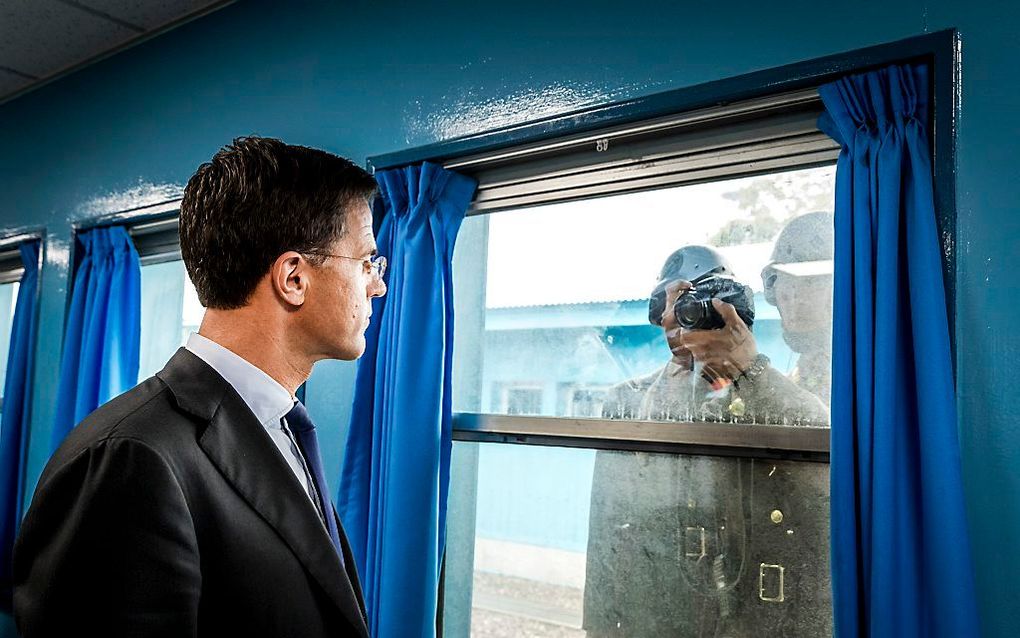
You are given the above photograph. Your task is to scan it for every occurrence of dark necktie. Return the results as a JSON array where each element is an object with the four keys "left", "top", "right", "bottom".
[{"left": 284, "top": 401, "right": 343, "bottom": 564}]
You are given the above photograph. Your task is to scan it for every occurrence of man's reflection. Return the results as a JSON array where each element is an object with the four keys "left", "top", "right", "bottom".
[
  {"left": 583, "top": 242, "right": 832, "bottom": 637},
  {"left": 761, "top": 211, "right": 835, "bottom": 405}
]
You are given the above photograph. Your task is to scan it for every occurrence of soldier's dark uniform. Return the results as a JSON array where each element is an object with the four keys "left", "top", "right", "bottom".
[
  {"left": 790, "top": 351, "right": 831, "bottom": 407},
  {"left": 582, "top": 362, "right": 832, "bottom": 637}
]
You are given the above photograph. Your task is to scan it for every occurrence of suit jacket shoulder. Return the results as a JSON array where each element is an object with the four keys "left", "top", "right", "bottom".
[{"left": 40, "top": 374, "right": 203, "bottom": 484}]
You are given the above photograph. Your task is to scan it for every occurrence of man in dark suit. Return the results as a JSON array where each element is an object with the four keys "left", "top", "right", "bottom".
[{"left": 13, "top": 137, "right": 386, "bottom": 637}]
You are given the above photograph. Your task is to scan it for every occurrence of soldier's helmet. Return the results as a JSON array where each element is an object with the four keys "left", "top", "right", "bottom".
[
  {"left": 648, "top": 245, "right": 734, "bottom": 326},
  {"left": 761, "top": 211, "right": 834, "bottom": 306}
]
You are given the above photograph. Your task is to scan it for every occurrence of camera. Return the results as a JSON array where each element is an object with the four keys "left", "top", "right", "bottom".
[{"left": 674, "top": 275, "right": 755, "bottom": 330}]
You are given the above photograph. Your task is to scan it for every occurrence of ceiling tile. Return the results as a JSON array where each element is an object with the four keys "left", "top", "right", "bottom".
[
  {"left": 1, "top": 0, "right": 140, "bottom": 77},
  {"left": 0, "top": 67, "right": 33, "bottom": 98},
  {"left": 72, "top": 0, "right": 225, "bottom": 31}
]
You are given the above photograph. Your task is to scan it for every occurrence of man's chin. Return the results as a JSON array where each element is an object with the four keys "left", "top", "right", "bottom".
[
  {"left": 344, "top": 347, "right": 367, "bottom": 361},
  {"left": 326, "top": 336, "right": 366, "bottom": 362}
]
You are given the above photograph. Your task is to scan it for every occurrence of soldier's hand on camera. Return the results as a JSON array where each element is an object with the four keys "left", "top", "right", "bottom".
[{"left": 680, "top": 298, "right": 758, "bottom": 381}]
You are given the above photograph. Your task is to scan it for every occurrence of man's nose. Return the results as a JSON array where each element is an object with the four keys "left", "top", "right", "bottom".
[{"left": 370, "top": 278, "right": 387, "bottom": 298}]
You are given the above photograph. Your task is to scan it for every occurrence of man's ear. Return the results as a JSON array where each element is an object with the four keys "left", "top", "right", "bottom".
[{"left": 270, "top": 251, "right": 309, "bottom": 307}]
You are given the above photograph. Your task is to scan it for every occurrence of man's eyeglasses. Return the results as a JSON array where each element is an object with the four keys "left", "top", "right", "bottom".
[{"left": 305, "top": 252, "right": 387, "bottom": 280}]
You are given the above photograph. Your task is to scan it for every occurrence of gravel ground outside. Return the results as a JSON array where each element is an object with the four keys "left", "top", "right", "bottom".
[
  {"left": 471, "top": 609, "right": 587, "bottom": 638},
  {"left": 469, "top": 572, "right": 587, "bottom": 638}
]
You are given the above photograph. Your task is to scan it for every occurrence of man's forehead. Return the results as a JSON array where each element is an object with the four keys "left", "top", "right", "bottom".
[
  {"left": 332, "top": 233, "right": 373, "bottom": 251},
  {"left": 347, "top": 199, "right": 373, "bottom": 220},
  {"left": 325, "top": 223, "right": 375, "bottom": 253},
  {"left": 358, "top": 222, "right": 376, "bottom": 242},
  {"left": 336, "top": 200, "right": 375, "bottom": 236}
]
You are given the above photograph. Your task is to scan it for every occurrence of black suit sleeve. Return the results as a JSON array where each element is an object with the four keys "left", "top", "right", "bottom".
[{"left": 14, "top": 436, "right": 201, "bottom": 637}]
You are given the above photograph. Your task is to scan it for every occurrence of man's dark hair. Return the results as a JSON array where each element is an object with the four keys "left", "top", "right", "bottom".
[{"left": 180, "top": 136, "right": 377, "bottom": 309}]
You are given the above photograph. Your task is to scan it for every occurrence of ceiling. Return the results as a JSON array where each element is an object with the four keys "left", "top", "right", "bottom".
[{"left": 0, "top": 0, "right": 234, "bottom": 105}]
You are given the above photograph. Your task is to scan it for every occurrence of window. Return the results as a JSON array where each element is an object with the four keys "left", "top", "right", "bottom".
[
  {"left": 0, "top": 281, "right": 20, "bottom": 415},
  {"left": 138, "top": 259, "right": 203, "bottom": 381},
  {"left": 471, "top": 167, "right": 834, "bottom": 427},
  {"left": 560, "top": 384, "right": 611, "bottom": 418},
  {"left": 458, "top": 442, "right": 830, "bottom": 637},
  {"left": 0, "top": 242, "right": 28, "bottom": 416},
  {"left": 493, "top": 384, "right": 544, "bottom": 416},
  {"left": 440, "top": 89, "right": 838, "bottom": 637},
  {"left": 126, "top": 213, "right": 203, "bottom": 382}
]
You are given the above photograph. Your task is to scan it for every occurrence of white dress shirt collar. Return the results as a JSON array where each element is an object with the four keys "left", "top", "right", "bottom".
[{"left": 185, "top": 333, "right": 294, "bottom": 427}]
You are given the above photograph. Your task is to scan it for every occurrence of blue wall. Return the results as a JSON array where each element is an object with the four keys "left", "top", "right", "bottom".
[{"left": 1, "top": 0, "right": 1017, "bottom": 634}]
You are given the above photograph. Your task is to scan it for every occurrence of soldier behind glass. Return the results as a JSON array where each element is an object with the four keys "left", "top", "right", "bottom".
[
  {"left": 761, "top": 211, "right": 835, "bottom": 407},
  {"left": 583, "top": 241, "right": 832, "bottom": 637}
]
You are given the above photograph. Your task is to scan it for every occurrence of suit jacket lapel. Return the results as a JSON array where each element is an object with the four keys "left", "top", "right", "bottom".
[{"left": 157, "top": 349, "right": 369, "bottom": 637}]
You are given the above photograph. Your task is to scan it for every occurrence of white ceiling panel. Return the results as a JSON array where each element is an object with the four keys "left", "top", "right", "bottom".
[
  {"left": 0, "top": 0, "right": 138, "bottom": 77},
  {"left": 72, "top": 0, "right": 224, "bottom": 31},
  {"left": 0, "top": 66, "right": 33, "bottom": 95}
]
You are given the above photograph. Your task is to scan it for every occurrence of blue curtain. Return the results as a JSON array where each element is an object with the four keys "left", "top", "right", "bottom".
[
  {"left": 0, "top": 241, "right": 41, "bottom": 610},
  {"left": 338, "top": 163, "right": 476, "bottom": 638},
  {"left": 50, "top": 226, "right": 141, "bottom": 450},
  {"left": 820, "top": 64, "right": 980, "bottom": 637}
]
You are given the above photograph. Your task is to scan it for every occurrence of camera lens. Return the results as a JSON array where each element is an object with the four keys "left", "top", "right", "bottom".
[
  {"left": 669, "top": 275, "right": 754, "bottom": 331},
  {"left": 676, "top": 299, "right": 709, "bottom": 330}
]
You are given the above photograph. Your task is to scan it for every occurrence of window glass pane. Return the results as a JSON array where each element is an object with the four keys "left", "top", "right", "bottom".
[
  {"left": 462, "top": 166, "right": 835, "bottom": 426},
  {"left": 454, "top": 441, "right": 831, "bottom": 637},
  {"left": 0, "top": 281, "right": 21, "bottom": 414},
  {"left": 139, "top": 260, "right": 203, "bottom": 381}
]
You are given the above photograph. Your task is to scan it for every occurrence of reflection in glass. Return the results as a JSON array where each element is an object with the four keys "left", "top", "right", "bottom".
[
  {"left": 472, "top": 166, "right": 835, "bottom": 426},
  {"left": 456, "top": 442, "right": 831, "bottom": 637}
]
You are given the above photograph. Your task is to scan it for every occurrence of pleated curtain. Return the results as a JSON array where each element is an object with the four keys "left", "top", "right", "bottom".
[
  {"left": 820, "top": 63, "right": 980, "bottom": 637},
  {"left": 338, "top": 163, "right": 476, "bottom": 638}
]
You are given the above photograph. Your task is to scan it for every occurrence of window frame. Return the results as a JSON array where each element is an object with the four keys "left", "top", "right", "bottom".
[
  {"left": 73, "top": 199, "right": 183, "bottom": 264},
  {"left": 0, "top": 231, "right": 40, "bottom": 285},
  {"left": 130, "top": 214, "right": 184, "bottom": 265},
  {"left": 453, "top": 414, "right": 830, "bottom": 462},
  {"left": 448, "top": 88, "right": 838, "bottom": 214}
]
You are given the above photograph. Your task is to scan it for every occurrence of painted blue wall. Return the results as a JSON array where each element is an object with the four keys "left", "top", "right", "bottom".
[{"left": 1, "top": 0, "right": 1017, "bottom": 634}]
